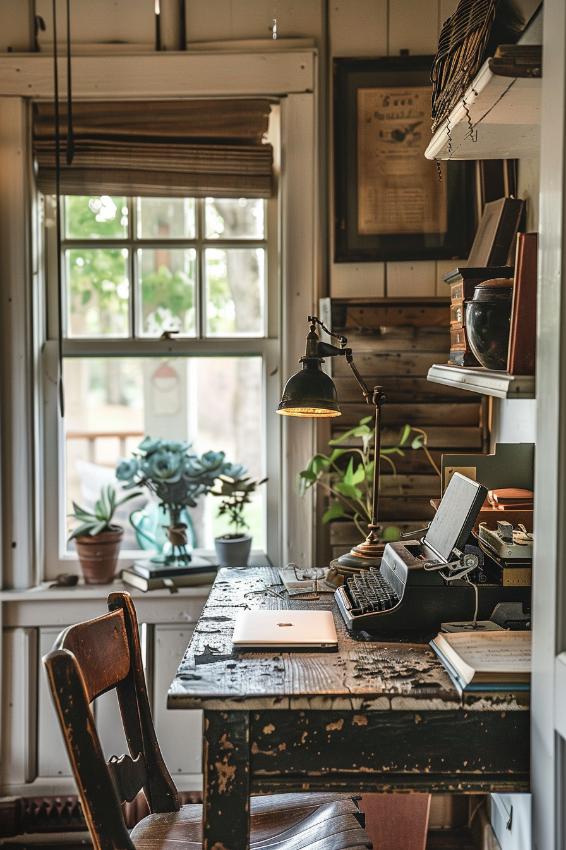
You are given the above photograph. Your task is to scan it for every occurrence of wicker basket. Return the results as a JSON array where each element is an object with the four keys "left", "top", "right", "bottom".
[{"left": 431, "top": 0, "right": 536, "bottom": 134}]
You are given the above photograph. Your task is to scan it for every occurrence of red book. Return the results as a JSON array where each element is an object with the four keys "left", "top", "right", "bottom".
[{"left": 507, "top": 232, "right": 538, "bottom": 375}]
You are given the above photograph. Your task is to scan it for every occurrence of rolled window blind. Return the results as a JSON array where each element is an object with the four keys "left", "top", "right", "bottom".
[{"left": 33, "top": 99, "right": 274, "bottom": 198}]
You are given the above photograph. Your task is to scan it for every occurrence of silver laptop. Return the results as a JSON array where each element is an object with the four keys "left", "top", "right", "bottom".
[{"left": 232, "top": 610, "right": 338, "bottom": 650}]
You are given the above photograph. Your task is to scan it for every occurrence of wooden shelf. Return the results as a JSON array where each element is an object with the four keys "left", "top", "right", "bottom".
[
  {"left": 427, "top": 364, "right": 535, "bottom": 399},
  {"left": 425, "top": 59, "right": 541, "bottom": 161}
]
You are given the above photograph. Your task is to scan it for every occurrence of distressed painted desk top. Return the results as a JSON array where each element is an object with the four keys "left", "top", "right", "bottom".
[{"left": 168, "top": 567, "right": 529, "bottom": 713}]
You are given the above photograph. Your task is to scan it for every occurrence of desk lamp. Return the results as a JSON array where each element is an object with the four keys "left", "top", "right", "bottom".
[{"left": 277, "top": 315, "right": 386, "bottom": 569}]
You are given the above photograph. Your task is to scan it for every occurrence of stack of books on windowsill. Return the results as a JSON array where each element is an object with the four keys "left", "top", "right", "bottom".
[
  {"left": 121, "top": 559, "right": 217, "bottom": 592},
  {"left": 430, "top": 630, "right": 531, "bottom": 694}
]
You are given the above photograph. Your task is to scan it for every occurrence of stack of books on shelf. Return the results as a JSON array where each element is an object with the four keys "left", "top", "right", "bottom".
[
  {"left": 430, "top": 630, "right": 531, "bottom": 694},
  {"left": 121, "top": 560, "right": 217, "bottom": 592}
]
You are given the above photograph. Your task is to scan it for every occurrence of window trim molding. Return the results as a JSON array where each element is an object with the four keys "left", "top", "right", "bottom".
[
  {"left": 0, "top": 97, "right": 39, "bottom": 590},
  {"left": 0, "top": 51, "right": 319, "bottom": 586},
  {"left": 0, "top": 51, "right": 315, "bottom": 100}
]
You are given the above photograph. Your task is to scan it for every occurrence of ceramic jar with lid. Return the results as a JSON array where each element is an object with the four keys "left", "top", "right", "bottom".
[{"left": 465, "top": 277, "right": 514, "bottom": 370}]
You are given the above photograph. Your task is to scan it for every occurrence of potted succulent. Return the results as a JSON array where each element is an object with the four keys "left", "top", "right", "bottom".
[
  {"left": 68, "top": 484, "right": 140, "bottom": 584},
  {"left": 213, "top": 473, "right": 267, "bottom": 567}
]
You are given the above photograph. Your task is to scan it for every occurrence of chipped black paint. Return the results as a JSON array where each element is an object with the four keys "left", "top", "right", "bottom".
[{"left": 169, "top": 568, "right": 530, "bottom": 849}]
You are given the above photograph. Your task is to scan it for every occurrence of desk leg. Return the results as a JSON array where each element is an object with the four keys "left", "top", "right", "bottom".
[{"left": 203, "top": 710, "right": 250, "bottom": 850}]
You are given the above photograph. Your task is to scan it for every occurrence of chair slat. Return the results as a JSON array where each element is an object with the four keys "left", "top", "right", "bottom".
[
  {"left": 108, "top": 752, "right": 148, "bottom": 804},
  {"left": 55, "top": 609, "right": 130, "bottom": 702}
]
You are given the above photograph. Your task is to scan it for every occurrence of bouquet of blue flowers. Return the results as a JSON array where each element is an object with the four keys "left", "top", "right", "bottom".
[
  {"left": 116, "top": 436, "right": 244, "bottom": 507},
  {"left": 116, "top": 437, "right": 245, "bottom": 565}
]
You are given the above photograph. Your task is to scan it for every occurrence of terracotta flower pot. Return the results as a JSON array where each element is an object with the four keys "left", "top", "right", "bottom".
[{"left": 74, "top": 526, "right": 124, "bottom": 585}]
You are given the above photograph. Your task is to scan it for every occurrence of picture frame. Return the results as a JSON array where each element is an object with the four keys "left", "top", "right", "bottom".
[{"left": 334, "top": 56, "right": 475, "bottom": 263}]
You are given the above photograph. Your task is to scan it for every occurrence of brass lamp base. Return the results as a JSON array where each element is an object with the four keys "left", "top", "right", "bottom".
[{"left": 333, "top": 528, "right": 385, "bottom": 570}]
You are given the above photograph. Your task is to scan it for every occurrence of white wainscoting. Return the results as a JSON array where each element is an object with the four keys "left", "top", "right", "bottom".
[{"left": 0, "top": 584, "right": 210, "bottom": 796}]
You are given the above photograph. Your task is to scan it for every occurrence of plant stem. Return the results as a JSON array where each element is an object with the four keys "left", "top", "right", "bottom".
[
  {"left": 353, "top": 512, "right": 367, "bottom": 540},
  {"left": 411, "top": 427, "right": 441, "bottom": 476}
]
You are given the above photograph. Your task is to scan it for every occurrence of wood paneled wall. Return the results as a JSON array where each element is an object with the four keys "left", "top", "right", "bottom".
[{"left": 323, "top": 301, "right": 485, "bottom": 562}]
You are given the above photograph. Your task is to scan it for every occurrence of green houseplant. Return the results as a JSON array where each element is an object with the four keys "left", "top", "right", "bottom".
[
  {"left": 299, "top": 418, "right": 440, "bottom": 544},
  {"left": 68, "top": 485, "right": 141, "bottom": 584},
  {"left": 212, "top": 473, "right": 268, "bottom": 567}
]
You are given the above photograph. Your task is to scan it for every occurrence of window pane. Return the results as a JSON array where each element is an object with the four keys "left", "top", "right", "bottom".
[
  {"left": 137, "top": 198, "right": 196, "bottom": 239},
  {"left": 205, "top": 198, "right": 264, "bottom": 239},
  {"left": 139, "top": 248, "right": 196, "bottom": 336},
  {"left": 64, "top": 356, "right": 265, "bottom": 552},
  {"left": 64, "top": 196, "right": 128, "bottom": 239},
  {"left": 66, "top": 248, "right": 130, "bottom": 337},
  {"left": 205, "top": 248, "right": 265, "bottom": 336}
]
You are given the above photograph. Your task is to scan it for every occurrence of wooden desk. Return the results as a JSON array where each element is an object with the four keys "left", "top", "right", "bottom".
[{"left": 168, "top": 567, "right": 529, "bottom": 850}]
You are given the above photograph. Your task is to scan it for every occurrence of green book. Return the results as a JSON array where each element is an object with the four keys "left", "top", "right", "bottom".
[{"left": 120, "top": 567, "right": 216, "bottom": 593}]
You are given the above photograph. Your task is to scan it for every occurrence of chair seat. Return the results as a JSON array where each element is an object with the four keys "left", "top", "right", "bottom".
[{"left": 130, "top": 792, "right": 372, "bottom": 849}]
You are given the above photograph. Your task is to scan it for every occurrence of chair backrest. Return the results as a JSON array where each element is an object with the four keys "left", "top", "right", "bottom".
[{"left": 43, "top": 591, "right": 179, "bottom": 850}]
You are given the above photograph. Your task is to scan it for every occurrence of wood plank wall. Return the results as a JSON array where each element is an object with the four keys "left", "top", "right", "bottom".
[
  {"left": 323, "top": 0, "right": 467, "bottom": 563},
  {"left": 322, "top": 301, "right": 487, "bottom": 562}
]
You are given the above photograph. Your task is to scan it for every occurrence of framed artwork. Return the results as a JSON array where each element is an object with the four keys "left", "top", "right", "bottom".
[{"left": 334, "top": 56, "right": 475, "bottom": 263}]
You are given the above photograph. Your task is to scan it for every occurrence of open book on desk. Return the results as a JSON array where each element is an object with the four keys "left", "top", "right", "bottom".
[{"left": 430, "top": 630, "right": 531, "bottom": 693}]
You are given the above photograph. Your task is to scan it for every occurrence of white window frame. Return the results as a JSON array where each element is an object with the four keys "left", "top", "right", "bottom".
[
  {"left": 0, "top": 49, "right": 319, "bottom": 588},
  {"left": 44, "top": 197, "right": 281, "bottom": 578},
  {"left": 43, "top": 192, "right": 280, "bottom": 574}
]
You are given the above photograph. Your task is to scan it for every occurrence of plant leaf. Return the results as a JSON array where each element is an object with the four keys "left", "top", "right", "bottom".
[
  {"left": 411, "top": 436, "right": 424, "bottom": 449},
  {"left": 342, "top": 457, "right": 355, "bottom": 486},
  {"left": 68, "top": 521, "right": 97, "bottom": 541},
  {"left": 335, "top": 481, "right": 363, "bottom": 501},
  {"left": 328, "top": 448, "right": 348, "bottom": 464},
  {"left": 329, "top": 424, "right": 371, "bottom": 446},
  {"left": 399, "top": 424, "right": 412, "bottom": 446},
  {"left": 311, "top": 454, "right": 331, "bottom": 474},
  {"left": 115, "top": 490, "right": 142, "bottom": 509},
  {"left": 322, "top": 502, "right": 346, "bottom": 524},
  {"left": 350, "top": 463, "right": 365, "bottom": 486}
]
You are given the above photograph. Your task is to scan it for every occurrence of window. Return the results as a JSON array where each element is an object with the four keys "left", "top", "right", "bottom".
[{"left": 44, "top": 195, "right": 279, "bottom": 570}]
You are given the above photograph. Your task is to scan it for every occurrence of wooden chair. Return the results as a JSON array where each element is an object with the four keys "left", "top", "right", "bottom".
[{"left": 43, "top": 591, "right": 372, "bottom": 850}]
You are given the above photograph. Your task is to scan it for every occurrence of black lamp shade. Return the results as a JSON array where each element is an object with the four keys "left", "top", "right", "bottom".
[{"left": 277, "top": 358, "right": 341, "bottom": 418}]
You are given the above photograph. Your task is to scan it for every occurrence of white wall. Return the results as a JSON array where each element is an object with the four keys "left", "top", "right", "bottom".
[
  {"left": 0, "top": 0, "right": 455, "bottom": 306},
  {"left": 492, "top": 399, "right": 537, "bottom": 443}
]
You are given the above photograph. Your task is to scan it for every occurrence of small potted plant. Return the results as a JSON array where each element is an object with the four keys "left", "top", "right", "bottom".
[
  {"left": 213, "top": 474, "right": 267, "bottom": 567},
  {"left": 68, "top": 485, "right": 140, "bottom": 584}
]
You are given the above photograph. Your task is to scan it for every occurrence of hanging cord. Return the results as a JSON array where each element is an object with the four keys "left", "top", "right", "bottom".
[
  {"left": 52, "top": 0, "right": 65, "bottom": 417},
  {"left": 65, "top": 0, "right": 75, "bottom": 165}
]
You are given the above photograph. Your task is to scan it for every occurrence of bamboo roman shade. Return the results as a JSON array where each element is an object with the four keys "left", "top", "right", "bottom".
[{"left": 33, "top": 99, "right": 274, "bottom": 198}]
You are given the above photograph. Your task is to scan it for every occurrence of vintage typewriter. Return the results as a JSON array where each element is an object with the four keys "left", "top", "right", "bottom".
[{"left": 335, "top": 472, "right": 532, "bottom": 635}]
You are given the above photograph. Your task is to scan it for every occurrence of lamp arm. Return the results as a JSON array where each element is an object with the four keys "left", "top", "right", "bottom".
[
  {"left": 304, "top": 313, "right": 386, "bottom": 537},
  {"left": 345, "top": 351, "right": 372, "bottom": 404},
  {"left": 314, "top": 341, "right": 372, "bottom": 404}
]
